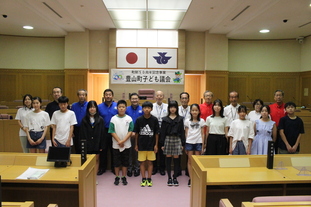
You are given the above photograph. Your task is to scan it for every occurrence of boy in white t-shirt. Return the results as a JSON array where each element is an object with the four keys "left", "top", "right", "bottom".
[
  {"left": 51, "top": 96, "right": 77, "bottom": 147},
  {"left": 109, "top": 100, "right": 134, "bottom": 186}
]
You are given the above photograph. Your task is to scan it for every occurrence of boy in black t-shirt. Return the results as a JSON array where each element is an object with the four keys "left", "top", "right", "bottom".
[
  {"left": 134, "top": 101, "right": 159, "bottom": 187},
  {"left": 278, "top": 102, "right": 304, "bottom": 154}
]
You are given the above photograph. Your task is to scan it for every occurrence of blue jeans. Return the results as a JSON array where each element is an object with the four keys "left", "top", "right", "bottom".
[{"left": 232, "top": 141, "right": 246, "bottom": 155}]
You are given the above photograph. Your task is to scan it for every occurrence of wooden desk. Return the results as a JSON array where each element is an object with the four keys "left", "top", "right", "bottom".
[
  {"left": 2, "top": 201, "right": 34, "bottom": 207},
  {"left": 191, "top": 154, "right": 311, "bottom": 207},
  {"left": 242, "top": 201, "right": 311, "bottom": 207},
  {"left": 0, "top": 153, "right": 96, "bottom": 207}
]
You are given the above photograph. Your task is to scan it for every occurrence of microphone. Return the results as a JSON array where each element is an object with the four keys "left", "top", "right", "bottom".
[{"left": 247, "top": 95, "right": 252, "bottom": 102}]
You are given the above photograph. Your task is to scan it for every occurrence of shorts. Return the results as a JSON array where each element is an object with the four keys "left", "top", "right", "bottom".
[
  {"left": 138, "top": 151, "right": 156, "bottom": 162},
  {"left": 27, "top": 131, "right": 46, "bottom": 149},
  {"left": 185, "top": 143, "right": 202, "bottom": 151},
  {"left": 113, "top": 148, "right": 130, "bottom": 167}
]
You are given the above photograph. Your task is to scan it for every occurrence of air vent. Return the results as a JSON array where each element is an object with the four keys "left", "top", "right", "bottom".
[
  {"left": 298, "top": 21, "right": 311, "bottom": 28},
  {"left": 43, "top": 2, "right": 63, "bottom": 18},
  {"left": 231, "top": 6, "right": 250, "bottom": 21}
]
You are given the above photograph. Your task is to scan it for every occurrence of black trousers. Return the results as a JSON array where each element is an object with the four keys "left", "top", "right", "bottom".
[
  {"left": 99, "top": 128, "right": 114, "bottom": 171},
  {"left": 73, "top": 126, "right": 81, "bottom": 154},
  {"left": 153, "top": 141, "right": 166, "bottom": 171}
]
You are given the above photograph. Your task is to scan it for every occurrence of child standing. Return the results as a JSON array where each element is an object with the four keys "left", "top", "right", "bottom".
[
  {"left": 51, "top": 96, "right": 77, "bottom": 147},
  {"left": 251, "top": 105, "right": 277, "bottom": 155},
  {"left": 184, "top": 103, "right": 206, "bottom": 187},
  {"left": 134, "top": 101, "right": 159, "bottom": 187},
  {"left": 278, "top": 102, "right": 304, "bottom": 154},
  {"left": 24, "top": 97, "right": 50, "bottom": 153},
  {"left": 16, "top": 94, "right": 33, "bottom": 153},
  {"left": 80, "top": 101, "right": 105, "bottom": 176},
  {"left": 205, "top": 99, "right": 230, "bottom": 155},
  {"left": 160, "top": 100, "right": 185, "bottom": 186},
  {"left": 108, "top": 100, "right": 134, "bottom": 186},
  {"left": 228, "top": 105, "right": 254, "bottom": 155}
]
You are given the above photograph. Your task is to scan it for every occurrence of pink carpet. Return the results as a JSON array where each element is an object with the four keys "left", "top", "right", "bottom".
[{"left": 96, "top": 171, "right": 191, "bottom": 207}]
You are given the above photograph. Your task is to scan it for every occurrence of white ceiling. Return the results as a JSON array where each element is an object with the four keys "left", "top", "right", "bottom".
[{"left": 0, "top": 0, "right": 310, "bottom": 39}]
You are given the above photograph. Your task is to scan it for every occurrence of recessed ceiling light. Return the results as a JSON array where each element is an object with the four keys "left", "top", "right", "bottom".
[
  {"left": 23, "top": 26, "right": 34, "bottom": 30},
  {"left": 260, "top": 29, "right": 270, "bottom": 33}
]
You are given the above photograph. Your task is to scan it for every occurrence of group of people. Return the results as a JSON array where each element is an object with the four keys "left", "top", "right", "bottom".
[{"left": 15, "top": 88, "right": 304, "bottom": 187}]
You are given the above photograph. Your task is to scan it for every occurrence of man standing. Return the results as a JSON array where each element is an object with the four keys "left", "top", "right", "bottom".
[
  {"left": 126, "top": 93, "right": 143, "bottom": 177},
  {"left": 97, "top": 89, "right": 118, "bottom": 175},
  {"left": 151, "top": 91, "right": 168, "bottom": 175},
  {"left": 269, "top": 90, "right": 286, "bottom": 153},
  {"left": 179, "top": 92, "right": 191, "bottom": 121},
  {"left": 71, "top": 89, "right": 88, "bottom": 154},
  {"left": 178, "top": 92, "right": 191, "bottom": 176},
  {"left": 199, "top": 91, "right": 213, "bottom": 121},
  {"left": 224, "top": 91, "right": 240, "bottom": 125}
]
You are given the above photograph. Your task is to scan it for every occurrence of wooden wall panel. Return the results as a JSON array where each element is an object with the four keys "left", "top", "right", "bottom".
[
  {"left": 300, "top": 71, "right": 311, "bottom": 107},
  {"left": 228, "top": 76, "right": 247, "bottom": 106},
  {"left": 275, "top": 76, "right": 299, "bottom": 103},
  {"left": 0, "top": 74, "right": 16, "bottom": 101},
  {"left": 90, "top": 73, "right": 109, "bottom": 104},
  {"left": 204, "top": 71, "right": 229, "bottom": 105},
  {"left": 46, "top": 74, "right": 65, "bottom": 100},
  {"left": 184, "top": 74, "right": 201, "bottom": 105},
  {"left": 64, "top": 69, "right": 88, "bottom": 104},
  {"left": 250, "top": 77, "right": 271, "bottom": 102},
  {"left": 20, "top": 75, "right": 43, "bottom": 99}
]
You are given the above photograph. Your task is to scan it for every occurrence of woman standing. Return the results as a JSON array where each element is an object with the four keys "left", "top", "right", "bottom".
[
  {"left": 248, "top": 99, "right": 264, "bottom": 123},
  {"left": 15, "top": 94, "right": 33, "bottom": 153}
]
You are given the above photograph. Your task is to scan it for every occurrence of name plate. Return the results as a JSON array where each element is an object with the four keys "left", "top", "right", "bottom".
[{"left": 219, "top": 158, "right": 250, "bottom": 168}]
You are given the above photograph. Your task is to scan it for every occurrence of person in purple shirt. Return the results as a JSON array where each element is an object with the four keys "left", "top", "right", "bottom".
[
  {"left": 97, "top": 89, "right": 118, "bottom": 175},
  {"left": 71, "top": 89, "right": 88, "bottom": 154},
  {"left": 126, "top": 93, "right": 143, "bottom": 177}
]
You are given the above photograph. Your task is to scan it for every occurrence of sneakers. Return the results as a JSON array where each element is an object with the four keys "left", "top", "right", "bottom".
[
  {"left": 167, "top": 178, "right": 173, "bottom": 186},
  {"left": 114, "top": 176, "right": 128, "bottom": 185},
  {"left": 147, "top": 178, "right": 153, "bottom": 187},
  {"left": 173, "top": 178, "right": 179, "bottom": 186},
  {"left": 121, "top": 176, "right": 128, "bottom": 185},
  {"left": 134, "top": 169, "right": 140, "bottom": 177},
  {"left": 127, "top": 170, "right": 133, "bottom": 177},
  {"left": 188, "top": 179, "right": 191, "bottom": 187},
  {"left": 141, "top": 178, "right": 147, "bottom": 187},
  {"left": 114, "top": 176, "right": 120, "bottom": 185}
]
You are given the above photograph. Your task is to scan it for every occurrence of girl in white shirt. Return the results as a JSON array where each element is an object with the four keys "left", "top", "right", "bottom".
[
  {"left": 184, "top": 104, "right": 206, "bottom": 187},
  {"left": 15, "top": 94, "right": 33, "bottom": 153},
  {"left": 25, "top": 97, "right": 50, "bottom": 153},
  {"left": 205, "top": 99, "right": 230, "bottom": 155},
  {"left": 228, "top": 105, "right": 255, "bottom": 155}
]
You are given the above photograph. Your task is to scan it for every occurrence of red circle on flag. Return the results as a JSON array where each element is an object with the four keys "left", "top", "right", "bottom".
[{"left": 126, "top": 52, "right": 138, "bottom": 64}]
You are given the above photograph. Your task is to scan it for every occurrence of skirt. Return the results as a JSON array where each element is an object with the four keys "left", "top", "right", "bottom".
[{"left": 163, "top": 135, "right": 182, "bottom": 155}]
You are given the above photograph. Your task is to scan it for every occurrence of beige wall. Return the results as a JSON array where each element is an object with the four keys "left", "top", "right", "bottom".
[
  {"left": 301, "top": 36, "right": 311, "bottom": 72},
  {"left": 89, "top": 30, "right": 109, "bottom": 70},
  {"left": 228, "top": 39, "right": 301, "bottom": 72},
  {"left": 0, "top": 35, "right": 64, "bottom": 69},
  {"left": 205, "top": 33, "right": 228, "bottom": 71},
  {"left": 65, "top": 30, "right": 89, "bottom": 69},
  {"left": 185, "top": 31, "right": 205, "bottom": 71}
]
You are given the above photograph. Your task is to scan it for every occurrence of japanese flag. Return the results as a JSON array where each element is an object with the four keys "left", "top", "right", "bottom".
[{"left": 117, "top": 48, "right": 147, "bottom": 68}]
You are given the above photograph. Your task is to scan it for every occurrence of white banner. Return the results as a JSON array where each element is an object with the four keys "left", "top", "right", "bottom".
[
  {"left": 148, "top": 48, "right": 177, "bottom": 68},
  {"left": 117, "top": 48, "right": 147, "bottom": 68},
  {"left": 111, "top": 69, "right": 184, "bottom": 85}
]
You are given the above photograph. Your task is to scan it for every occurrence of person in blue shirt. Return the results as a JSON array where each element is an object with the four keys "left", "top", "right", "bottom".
[
  {"left": 126, "top": 93, "right": 143, "bottom": 177},
  {"left": 97, "top": 89, "right": 118, "bottom": 175},
  {"left": 71, "top": 89, "right": 88, "bottom": 154}
]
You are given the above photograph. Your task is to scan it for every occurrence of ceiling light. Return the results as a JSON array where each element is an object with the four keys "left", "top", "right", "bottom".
[
  {"left": 259, "top": 29, "right": 270, "bottom": 33},
  {"left": 23, "top": 26, "right": 34, "bottom": 30},
  {"left": 102, "top": 0, "right": 192, "bottom": 29}
]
